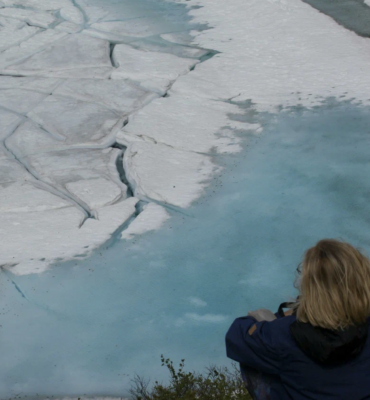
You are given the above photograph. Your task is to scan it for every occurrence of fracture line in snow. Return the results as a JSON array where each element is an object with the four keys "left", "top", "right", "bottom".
[{"left": 0, "top": 106, "right": 95, "bottom": 226}]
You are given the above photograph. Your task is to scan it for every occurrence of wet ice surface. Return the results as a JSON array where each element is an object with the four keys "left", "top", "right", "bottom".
[
  {"left": 2, "top": 102, "right": 370, "bottom": 398},
  {"left": 0, "top": 0, "right": 218, "bottom": 274}
]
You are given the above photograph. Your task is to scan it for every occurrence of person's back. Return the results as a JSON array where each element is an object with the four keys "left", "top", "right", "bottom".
[{"left": 226, "top": 239, "right": 370, "bottom": 399}]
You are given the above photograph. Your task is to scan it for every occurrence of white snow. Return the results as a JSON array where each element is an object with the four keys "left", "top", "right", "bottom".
[
  {"left": 123, "top": 142, "right": 216, "bottom": 208},
  {"left": 121, "top": 203, "right": 170, "bottom": 240},
  {"left": 178, "top": 0, "right": 370, "bottom": 111},
  {"left": 111, "top": 44, "right": 199, "bottom": 94}
]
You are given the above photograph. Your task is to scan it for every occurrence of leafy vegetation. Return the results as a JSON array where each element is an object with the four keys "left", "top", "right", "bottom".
[{"left": 129, "top": 355, "right": 252, "bottom": 400}]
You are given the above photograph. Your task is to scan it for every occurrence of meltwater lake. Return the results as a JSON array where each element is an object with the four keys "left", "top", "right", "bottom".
[{"left": 2, "top": 101, "right": 370, "bottom": 398}]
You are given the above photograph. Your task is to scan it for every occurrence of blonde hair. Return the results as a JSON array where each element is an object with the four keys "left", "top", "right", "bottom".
[{"left": 296, "top": 239, "right": 370, "bottom": 330}]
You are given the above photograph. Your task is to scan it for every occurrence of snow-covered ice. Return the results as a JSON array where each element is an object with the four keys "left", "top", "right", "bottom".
[
  {"left": 2, "top": 0, "right": 370, "bottom": 281},
  {"left": 117, "top": 94, "right": 244, "bottom": 153},
  {"left": 0, "top": 25, "right": 39, "bottom": 52},
  {"left": 1, "top": 34, "right": 112, "bottom": 76},
  {"left": 0, "top": 0, "right": 213, "bottom": 274},
  {"left": 111, "top": 44, "right": 199, "bottom": 94},
  {"left": 123, "top": 142, "right": 215, "bottom": 208},
  {"left": 121, "top": 202, "right": 170, "bottom": 240},
  {"left": 54, "top": 79, "right": 157, "bottom": 115},
  {"left": 0, "top": 8, "right": 56, "bottom": 29}
]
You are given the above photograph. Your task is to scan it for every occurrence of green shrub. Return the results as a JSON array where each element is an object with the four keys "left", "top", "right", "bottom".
[{"left": 129, "top": 355, "right": 252, "bottom": 400}]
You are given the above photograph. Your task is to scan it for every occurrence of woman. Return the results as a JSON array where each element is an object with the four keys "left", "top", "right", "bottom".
[{"left": 226, "top": 239, "right": 370, "bottom": 400}]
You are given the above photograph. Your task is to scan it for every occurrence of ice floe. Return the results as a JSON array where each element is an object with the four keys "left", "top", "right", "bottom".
[
  {"left": 181, "top": 0, "right": 370, "bottom": 111},
  {"left": 0, "top": 25, "right": 39, "bottom": 52},
  {"left": 123, "top": 142, "right": 215, "bottom": 208},
  {"left": 53, "top": 79, "right": 157, "bottom": 115},
  {"left": 0, "top": 7, "right": 56, "bottom": 28},
  {"left": 0, "top": 197, "right": 138, "bottom": 275},
  {"left": 2, "top": 34, "right": 112, "bottom": 76},
  {"left": 5, "top": 0, "right": 368, "bottom": 275},
  {"left": 27, "top": 95, "right": 123, "bottom": 146},
  {"left": 59, "top": 5, "right": 84, "bottom": 25},
  {"left": 0, "top": 30, "right": 68, "bottom": 69},
  {"left": 117, "top": 94, "right": 243, "bottom": 153},
  {"left": 0, "top": 89, "right": 47, "bottom": 114},
  {"left": 0, "top": 0, "right": 71, "bottom": 10},
  {"left": 121, "top": 202, "right": 170, "bottom": 240},
  {"left": 111, "top": 44, "right": 198, "bottom": 94}
]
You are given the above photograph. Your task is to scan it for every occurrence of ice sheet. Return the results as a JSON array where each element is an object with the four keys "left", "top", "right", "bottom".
[
  {"left": 123, "top": 142, "right": 215, "bottom": 208},
  {"left": 0, "top": 108, "right": 22, "bottom": 142},
  {"left": 0, "top": 15, "right": 25, "bottom": 29},
  {"left": 90, "top": 18, "right": 175, "bottom": 39},
  {"left": 117, "top": 94, "right": 244, "bottom": 153},
  {"left": 0, "top": 76, "right": 61, "bottom": 92},
  {"left": 111, "top": 44, "right": 198, "bottom": 94},
  {"left": 27, "top": 95, "right": 123, "bottom": 146},
  {"left": 59, "top": 5, "right": 84, "bottom": 25},
  {"left": 121, "top": 202, "right": 170, "bottom": 240},
  {"left": 179, "top": 0, "right": 370, "bottom": 111},
  {"left": 0, "top": 25, "right": 39, "bottom": 52},
  {"left": 25, "top": 148, "right": 126, "bottom": 200},
  {"left": 54, "top": 21, "right": 81, "bottom": 33},
  {"left": 0, "top": 197, "right": 138, "bottom": 275},
  {"left": 0, "top": 30, "right": 68, "bottom": 69},
  {"left": 2, "top": 34, "right": 111, "bottom": 74},
  {"left": 0, "top": 89, "right": 47, "bottom": 114},
  {"left": 0, "top": 8, "right": 56, "bottom": 28},
  {"left": 0, "top": 0, "right": 71, "bottom": 10},
  {"left": 54, "top": 79, "right": 157, "bottom": 115}
]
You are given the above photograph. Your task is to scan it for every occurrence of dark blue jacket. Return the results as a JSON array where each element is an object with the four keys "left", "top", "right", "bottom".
[{"left": 226, "top": 315, "right": 370, "bottom": 399}]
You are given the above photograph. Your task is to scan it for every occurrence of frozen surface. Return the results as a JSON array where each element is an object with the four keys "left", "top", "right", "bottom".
[
  {"left": 124, "top": 142, "right": 215, "bottom": 208},
  {"left": 2, "top": 34, "right": 112, "bottom": 76},
  {"left": 111, "top": 44, "right": 199, "bottom": 94},
  {"left": 121, "top": 202, "right": 170, "bottom": 240},
  {"left": 0, "top": 0, "right": 214, "bottom": 275},
  {"left": 0, "top": 25, "right": 39, "bottom": 52},
  {"left": 54, "top": 79, "right": 157, "bottom": 115},
  {"left": 117, "top": 94, "right": 245, "bottom": 153},
  {"left": 0, "top": 8, "right": 56, "bottom": 28}
]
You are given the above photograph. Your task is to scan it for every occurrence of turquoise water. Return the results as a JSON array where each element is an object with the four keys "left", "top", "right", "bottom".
[{"left": 2, "top": 101, "right": 370, "bottom": 398}]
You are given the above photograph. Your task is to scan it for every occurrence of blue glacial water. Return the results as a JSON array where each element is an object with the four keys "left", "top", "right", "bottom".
[{"left": 2, "top": 100, "right": 370, "bottom": 398}]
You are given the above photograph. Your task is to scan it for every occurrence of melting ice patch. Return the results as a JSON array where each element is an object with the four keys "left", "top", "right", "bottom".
[{"left": 0, "top": 0, "right": 226, "bottom": 274}]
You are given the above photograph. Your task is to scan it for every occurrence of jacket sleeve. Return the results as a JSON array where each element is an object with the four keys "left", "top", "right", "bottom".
[{"left": 225, "top": 316, "right": 282, "bottom": 375}]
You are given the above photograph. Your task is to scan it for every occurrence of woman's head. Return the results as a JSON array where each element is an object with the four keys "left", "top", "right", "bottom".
[{"left": 296, "top": 239, "right": 370, "bottom": 330}]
